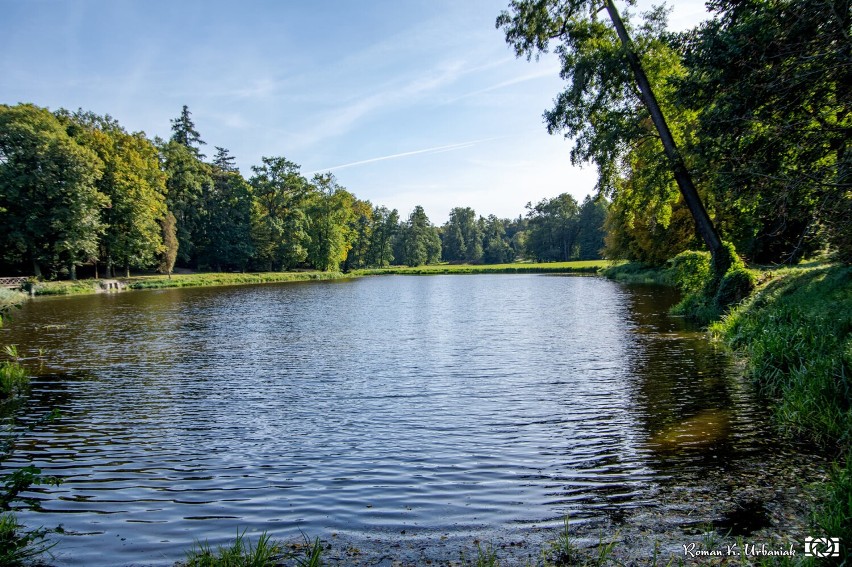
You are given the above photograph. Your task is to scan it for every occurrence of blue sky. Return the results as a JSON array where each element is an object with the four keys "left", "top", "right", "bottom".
[{"left": 0, "top": 0, "right": 710, "bottom": 223}]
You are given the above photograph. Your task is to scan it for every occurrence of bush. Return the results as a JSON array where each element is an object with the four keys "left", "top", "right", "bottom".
[
  {"left": 714, "top": 267, "right": 756, "bottom": 310},
  {"left": 667, "top": 250, "right": 711, "bottom": 294}
]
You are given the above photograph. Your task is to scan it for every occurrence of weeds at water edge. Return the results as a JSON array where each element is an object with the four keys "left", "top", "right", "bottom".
[{"left": 184, "top": 530, "right": 283, "bottom": 567}]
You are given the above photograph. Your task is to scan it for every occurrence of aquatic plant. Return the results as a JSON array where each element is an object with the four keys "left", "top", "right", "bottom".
[{"left": 184, "top": 530, "right": 284, "bottom": 567}]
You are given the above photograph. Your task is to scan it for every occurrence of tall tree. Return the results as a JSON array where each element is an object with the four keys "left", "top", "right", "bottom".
[
  {"left": 575, "top": 195, "right": 608, "bottom": 260},
  {"left": 498, "top": 0, "right": 725, "bottom": 269},
  {"left": 442, "top": 207, "right": 483, "bottom": 263},
  {"left": 161, "top": 140, "right": 212, "bottom": 267},
  {"left": 676, "top": 0, "right": 851, "bottom": 263},
  {"left": 401, "top": 206, "right": 441, "bottom": 267},
  {"left": 345, "top": 198, "right": 375, "bottom": 270},
  {"left": 62, "top": 111, "right": 167, "bottom": 277},
  {"left": 0, "top": 104, "right": 106, "bottom": 278},
  {"left": 249, "top": 156, "right": 310, "bottom": 270},
  {"left": 170, "top": 105, "right": 206, "bottom": 157},
  {"left": 367, "top": 206, "right": 399, "bottom": 267},
  {"left": 306, "top": 173, "right": 355, "bottom": 271},
  {"left": 482, "top": 215, "right": 514, "bottom": 264},
  {"left": 201, "top": 147, "right": 254, "bottom": 271},
  {"left": 525, "top": 193, "right": 581, "bottom": 261}
]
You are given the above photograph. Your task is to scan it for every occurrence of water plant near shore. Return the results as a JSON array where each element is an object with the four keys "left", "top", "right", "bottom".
[{"left": 184, "top": 530, "right": 284, "bottom": 567}]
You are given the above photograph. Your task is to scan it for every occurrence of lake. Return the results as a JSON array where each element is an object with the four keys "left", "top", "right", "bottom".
[{"left": 0, "top": 275, "right": 812, "bottom": 565}]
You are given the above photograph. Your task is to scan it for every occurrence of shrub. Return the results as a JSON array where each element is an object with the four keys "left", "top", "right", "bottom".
[
  {"left": 714, "top": 267, "right": 756, "bottom": 310},
  {"left": 667, "top": 250, "right": 711, "bottom": 294}
]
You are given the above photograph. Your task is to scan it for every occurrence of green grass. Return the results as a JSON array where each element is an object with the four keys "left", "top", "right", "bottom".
[
  {"left": 0, "top": 512, "right": 55, "bottom": 567},
  {"left": 25, "top": 263, "right": 614, "bottom": 297},
  {"left": 25, "top": 270, "right": 352, "bottom": 296},
  {"left": 710, "top": 265, "right": 852, "bottom": 445},
  {"left": 710, "top": 264, "right": 852, "bottom": 557},
  {"left": 125, "top": 270, "right": 351, "bottom": 290},
  {"left": 354, "top": 260, "right": 613, "bottom": 276},
  {"left": 0, "top": 360, "right": 27, "bottom": 401},
  {"left": 184, "top": 530, "right": 284, "bottom": 567}
]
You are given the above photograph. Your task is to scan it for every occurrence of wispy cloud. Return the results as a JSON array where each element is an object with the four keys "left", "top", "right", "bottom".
[
  {"left": 291, "top": 59, "right": 470, "bottom": 149},
  {"left": 305, "top": 138, "right": 499, "bottom": 175},
  {"left": 447, "top": 66, "right": 560, "bottom": 103}
]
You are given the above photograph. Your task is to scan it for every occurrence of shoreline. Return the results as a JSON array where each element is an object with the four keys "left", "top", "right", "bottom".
[{"left": 10, "top": 261, "right": 613, "bottom": 298}]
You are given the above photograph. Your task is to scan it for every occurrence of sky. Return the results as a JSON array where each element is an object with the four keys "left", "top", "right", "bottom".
[{"left": 0, "top": 0, "right": 711, "bottom": 224}]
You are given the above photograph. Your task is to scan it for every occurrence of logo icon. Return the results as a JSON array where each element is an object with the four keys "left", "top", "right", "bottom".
[{"left": 804, "top": 537, "right": 841, "bottom": 558}]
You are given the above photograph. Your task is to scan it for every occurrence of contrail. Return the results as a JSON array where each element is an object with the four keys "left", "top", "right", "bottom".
[{"left": 305, "top": 138, "right": 498, "bottom": 174}]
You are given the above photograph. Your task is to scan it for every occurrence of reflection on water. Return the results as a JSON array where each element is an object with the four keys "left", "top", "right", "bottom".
[{"left": 0, "top": 275, "right": 790, "bottom": 565}]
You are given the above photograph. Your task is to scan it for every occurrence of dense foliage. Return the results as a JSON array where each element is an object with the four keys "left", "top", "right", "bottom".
[
  {"left": 0, "top": 103, "right": 606, "bottom": 278},
  {"left": 498, "top": 0, "right": 851, "bottom": 266}
]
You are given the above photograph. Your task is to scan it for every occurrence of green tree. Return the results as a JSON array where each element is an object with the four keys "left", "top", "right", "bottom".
[
  {"left": 442, "top": 207, "right": 483, "bottom": 263},
  {"left": 367, "top": 206, "right": 399, "bottom": 267},
  {"left": 0, "top": 104, "right": 106, "bottom": 279},
  {"left": 249, "top": 156, "right": 310, "bottom": 270},
  {"left": 482, "top": 215, "right": 514, "bottom": 264},
  {"left": 401, "top": 206, "right": 441, "bottom": 267},
  {"left": 161, "top": 140, "right": 213, "bottom": 267},
  {"left": 525, "top": 193, "right": 581, "bottom": 261},
  {"left": 306, "top": 173, "right": 355, "bottom": 271},
  {"left": 676, "top": 0, "right": 851, "bottom": 263},
  {"left": 575, "top": 195, "right": 608, "bottom": 260},
  {"left": 345, "top": 198, "right": 375, "bottom": 270},
  {"left": 498, "top": 0, "right": 724, "bottom": 267},
  {"left": 62, "top": 111, "right": 167, "bottom": 277},
  {"left": 200, "top": 147, "right": 254, "bottom": 271},
  {"left": 170, "top": 105, "right": 206, "bottom": 157}
]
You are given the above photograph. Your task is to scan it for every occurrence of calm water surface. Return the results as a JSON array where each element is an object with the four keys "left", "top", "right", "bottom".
[{"left": 1, "top": 275, "right": 774, "bottom": 565}]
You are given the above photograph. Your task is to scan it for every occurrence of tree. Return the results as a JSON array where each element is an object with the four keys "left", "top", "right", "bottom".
[
  {"left": 576, "top": 195, "right": 608, "bottom": 259},
  {"left": 159, "top": 211, "right": 178, "bottom": 278},
  {"left": 525, "top": 193, "right": 581, "bottom": 261},
  {"left": 482, "top": 215, "right": 514, "bottom": 264},
  {"left": 306, "top": 173, "right": 355, "bottom": 271},
  {"left": 62, "top": 111, "right": 167, "bottom": 277},
  {"left": 201, "top": 147, "right": 254, "bottom": 271},
  {"left": 675, "top": 0, "right": 851, "bottom": 263},
  {"left": 161, "top": 140, "right": 213, "bottom": 267},
  {"left": 249, "top": 156, "right": 310, "bottom": 270},
  {"left": 498, "top": 0, "right": 725, "bottom": 270},
  {"left": 0, "top": 104, "right": 106, "bottom": 278},
  {"left": 170, "top": 105, "right": 206, "bottom": 157},
  {"left": 401, "top": 206, "right": 441, "bottom": 267},
  {"left": 442, "top": 207, "right": 483, "bottom": 263},
  {"left": 367, "top": 206, "right": 399, "bottom": 267},
  {"left": 345, "top": 198, "right": 375, "bottom": 270}
]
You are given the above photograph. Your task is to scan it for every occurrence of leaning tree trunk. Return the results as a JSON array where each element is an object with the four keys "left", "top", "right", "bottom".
[{"left": 604, "top": 0, "right": 725, "bottom": 269}]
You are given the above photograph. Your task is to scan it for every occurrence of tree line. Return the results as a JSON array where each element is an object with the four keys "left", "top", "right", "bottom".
[
  {"left": 499, "top": 0, "right": 850, "bottom": 266},
  {"left": 0, "top": 103, "right": 606, "bottom": 279}
]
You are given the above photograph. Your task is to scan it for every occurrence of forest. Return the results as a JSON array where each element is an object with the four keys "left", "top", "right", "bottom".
[
  {"left": 1, "top": 0, "right": 850, "bottom": 281},
  {"left": 0, "top": 104, "right": 607, "bottom": 280}
]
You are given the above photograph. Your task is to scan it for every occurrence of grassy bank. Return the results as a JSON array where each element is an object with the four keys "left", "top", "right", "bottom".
[
  {"left": 18, "top": 261, "right": 614, "bottom": 297},
  {"left": 23, "top": 270, "right": 353, "bottom": 296},
  {"left": 354, "top": 260, "right": 612, "bottom": 276},
  {"left": 710, "top": 265, "right": 852, "bottom": 559}
]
